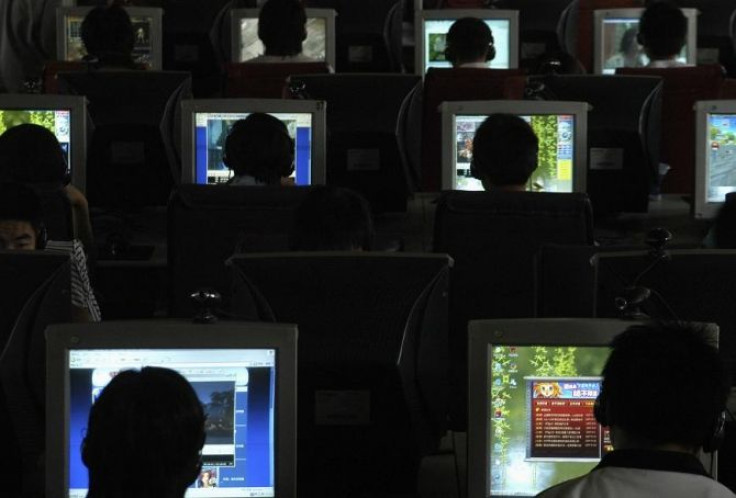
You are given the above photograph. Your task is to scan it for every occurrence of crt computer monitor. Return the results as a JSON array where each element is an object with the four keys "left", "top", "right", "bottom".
[
  {"left": 230, "top": 8, "right": 337, "bottom": 67},
  {"left": 439, "top": 100, "right": 588, "bottom": 193},
  {"left": 180, "top": 99, "right": 327, "bottom": 186},
  {"left": 0, "top": 94, "right": 87, "bottom": 192},
  {"left": 467, "top": 318, "right": 719, "bottom": 498},
  {"left": 593, "top": 8, "right": 698, "bottom": 75},
  {"left": 45, "top": 321, "right": 297, "bottom": 498},
  {"left": 55, "top": 6, "right": 163, "bottom": 70},
  {"left": 695, "top": 100, "right": 736, "bottom": 219},
  {"left": 415, "top": 9, "right": 519, "bottom": 76}
]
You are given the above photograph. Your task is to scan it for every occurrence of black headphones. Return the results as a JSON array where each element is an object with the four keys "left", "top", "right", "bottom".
[{"left": 36, "top": 222, "right": 48, "bottom": 250}]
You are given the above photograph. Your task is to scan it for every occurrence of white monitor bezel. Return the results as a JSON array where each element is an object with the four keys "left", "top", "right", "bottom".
[
  {"left": 592, "top": 7, "right": 698, "bottom": 75},
  {"left": 694, "top": 99, "right": 736, "bottom": 219},
  {"left": 55, "top": 6, "right": 164, "bottom": 70},
  {"left": 467, "top": 317, "right": 718, "bottom": 498},
  {"left": 414, "top": 9, "right": 520, "bottom": 77},
  {"left": 45, "top": 320, "right": 298, "bottom": 498},
  {"left": 0, "top": 94, "right": 88, "bottom": 193},
  {"left": 180, "top": 98, "right": 327, "bottom": 186},
  {"left": 439, "top": 100, "right": 589, "bottom": 193},
  {"left": 229, "top": 8, "right": 337, "bottom": 68}
]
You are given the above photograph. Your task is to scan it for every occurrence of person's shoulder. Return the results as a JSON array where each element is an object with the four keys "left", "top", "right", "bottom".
[{"left": 535, "top": 474, "right": 588, "bottom": 497}]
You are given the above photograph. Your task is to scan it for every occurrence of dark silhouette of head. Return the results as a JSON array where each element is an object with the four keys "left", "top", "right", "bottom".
[
  {"left": 0, "top": 124, "right": 68, "bottom": 186},
  {"left": 224, "top": 113, "right": 294, "bottom": 185},
  {"left": 444, "top": 17, "right": 495, "bottom": 67},
  {"left": 638, "top": 1, "right": 687, "bottom": 60},
  {"left": 81, "top": 4, "right": 136, "bottom": 66},
  {"left": 598, "top": 322, "right": 729, "bottom": 452},
  {"left": 0, "top": 182, "right": 44, "bottom": 250},
  {"left": 83, "top": 367, "right": 206, "bottom": 498},
  {"left": 471, "top": 114, "right": 538, "bottom": 190},
  {"left": 258, "top": 0, "right": 307, "bottom": 57},
  {"left": 289, "top": 185, "right": 375, "bottom": 251}
]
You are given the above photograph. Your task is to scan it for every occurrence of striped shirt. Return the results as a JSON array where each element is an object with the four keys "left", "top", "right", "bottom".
[{"left": 45, "top": 239, "right": 101, "bottom": 322}]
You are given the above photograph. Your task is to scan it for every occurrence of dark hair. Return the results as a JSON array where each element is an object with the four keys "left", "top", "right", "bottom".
[
  {"left": 0, "top": 124, "right": 68, "bottom": 186},
  {"left": 713, "top": 198, "right": 736, "bottom": 248},
  {"left": 224, "top": 113, "right": 294, "bottom": 185},
  {"left": 601, "top": 322, "right": 730, "bottom": 448},
  {"left": 258, "top": 0, "right": 307, "bottom": 57},
  {"left": 471, "top": 114, "right": 538, "bottom": 187},
  {"left": 620, "top": 27, "right": 639, "bottom": 53},
  {"left": 445, "top": 17, "right": 494, "bottom": 66},
  {"left": 81, "top": 4, "right": 136, "bottom": 65},
  {"left": 83, "top": 367, "right": 206, "bottom": 498},
  {"left": 638, "top": 1, "right": 687, "bottom": 59},
  {"left": 289, "top": 186, "right": 375, "bottom": 251},
  {"left": 0, "top": 182, "right": 43, "bottom": 230}
]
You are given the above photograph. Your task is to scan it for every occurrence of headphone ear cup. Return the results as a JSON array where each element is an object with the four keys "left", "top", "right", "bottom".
[
  {"left": 486, "top": 44, "right": 496, "bottom": 61},
  {"left": 470, "top": 158, "right": 478, "bottom": 179},
  {"left": 594, "top": 394, "right": 608, "bottom": 427},
  {"left": 704, "top": 411, "right": 726, "bottom": 453},
  {"left": 37, "top": 223, "right": 48, "bottom": 250}
]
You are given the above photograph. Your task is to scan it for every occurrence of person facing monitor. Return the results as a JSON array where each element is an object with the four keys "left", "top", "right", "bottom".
[
  {"left": 247, "top": 0, "right": 314, "bottom": 63},
  {"left": 83, "top": 367, "right": 206, "bottom": 498},
  {"left": 470, "top": 113, "right": 539, "bottom": 191},
  {"left": 444, "top": 17, "right": 495, "bottom": 68},
  {"left": 637, "top": 1, "right": 688, "bottom": 68},
  {"left": 224, "top": 112, "right": 295, "bottom": 186},
  {"left": 81, "top": 4, "right": 140, "bottom": 69},
  {"left": 537, "top": 322, "right": 732, "bottom": 498}
]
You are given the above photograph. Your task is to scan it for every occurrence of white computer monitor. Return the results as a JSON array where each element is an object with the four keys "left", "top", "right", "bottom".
[
  {"left": 415, "top": 9, "right": 519, "bottom": 76},
  {"left": 46, "top": 320, "right": 298, "bottom": 498},
  {"left": 593, "top": 8, "right": 698, "bottom": 75},
  {"left": 180, "top": 99, "right": 327, "bottom": 186},
  {"left": 439, "top": 100, "right": 589, "bottom": 193},
  {"left": 467, "top": 317, "right": 719, "bottom": 498},
  {"left": 55, "top": 6, "right": 163, "bottom": 70},
  {"left": 0, "top": 94, "right": 87, "bottom": 192},
  {"left": 230, "top": 8, "right": 337, "bottom": 68},
  {"left": 694, "top": 100, "right": 736, "bottom": 219}
]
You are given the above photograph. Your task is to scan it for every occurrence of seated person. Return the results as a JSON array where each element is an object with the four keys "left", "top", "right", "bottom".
[
  {"left": 246, "top": 0, "right": 315, "bottom": 63},
  {"left": 82, "top": 367, "right": 206, "bottom": 498},
  {"left": 604, "top": 27, "right": 645, "bottom": 71},
  {"left": 444, "top": 17, "right": 495, "bottom": 69},
  {"left": 289, "top": 185, "right": 375, "bottom": 251},
  {"left": 81, "top": 4, "right": 141, "bottom": 69},
  {"left": 537, "top": 322, "right": 733, "bottom": 498},
  {"left": 470, "top": 113, "right": 538, "bottom": 191},
  {"left": 0, "top": 182, "right": 100, "bottom": 322},
  {"left": 224, "top": 113, "right": 295, "bottom": 186},
  {"left": 638, "top": 1, "right": 689, "bottom": 68},
  {"left": 0, "top": 123, "right": 94, "bottom": 252}
]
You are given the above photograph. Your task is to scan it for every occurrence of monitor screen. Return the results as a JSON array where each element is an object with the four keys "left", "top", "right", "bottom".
[
  {"left": 594, "top": 8, "right": 698, "bottom": 75},
  {"left": 192, "top": 111, "right": 314, "bottom": 185},
  {"left": 422, "top": 18, "right": 512, "bottom": 72},
  {"left": 694, "top": 101, "right": 736, "bottom": 218},
  {"left": 66, "top": 348, "right": 277, "bottom": 498}
]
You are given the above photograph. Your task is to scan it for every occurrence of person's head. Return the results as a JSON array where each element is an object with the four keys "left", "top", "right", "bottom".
[
  {"left": 596, "top": 322, "right": 730, "bottom": 454},
  {"left": 81, "top": 4, "right": 136, "bottom": 64},
  {"left": 470, "top": 114, "right": 538, "bottom": 190},
  {"left": 83, "top": 367, "right": 206, "bottom": 498},
  {"left": 637, "top": 1, "right": 687, "bottom": 60},
  {"left": 258, "top": 0, "right": 307, "bottom": 57},
  {"left": 224, "top": 113, "right": 294, "bottom": 186},
  {"left": 289, "top": 186, "right": 374, "bottom": 251},
  {"left": 0, "top": 124, "right": 68, "bottom": 186},
  {"left": 0, "top": 182, "right": 45, "bottom": 250},
  {"left": 620, "top": 27, "right": 640, "bottom": 58},
  {"left": 444, "top": 17, "right": 495, "bottom": 67}
]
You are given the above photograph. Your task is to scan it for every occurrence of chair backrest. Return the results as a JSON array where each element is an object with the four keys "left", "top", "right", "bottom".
[
  {"left": 36, "top": 186, "right": 75, "bottom": 241},
  {"left": 433, "top": 190, "right": 593, "bottom": 428},
  {"left": 291, "top": 73, "right": 421, "bottom": 211},
  {"left": 0, "top": 252, "right": 71, "bottom": 496},
  {"left": 420, "top": 68, "right": 527, "bottom": 191},
  {"left": 57, "top": 70, "right": 192, "bottom": 208},
  {"left": 42, "top": 61, "right": 86, "bottom": 94},
  {"left": 229, "top": 252, "right": 451, "bottom": 497},
  {"left": 167, "top": 184, "right": 314, "bottom": 317},
  {"left": 532, "top": 73, "right": 663, "bottom": 213},
  {"left": 617, "top": 65, "right": 725, "bottom": 195},
  {"left": 224, "top": 62, "right": 331, "bottom": 98}
]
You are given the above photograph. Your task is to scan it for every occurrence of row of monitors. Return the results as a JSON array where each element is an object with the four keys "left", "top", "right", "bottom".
[
  {"left": 3, "top": 94, "right": 735, "bottom": 217},
  {"left": 45, "top": 318, "right": 719, "bottom": 498},
  {"left": 55, "top": 6, "right": 698, "bottom": 76}
]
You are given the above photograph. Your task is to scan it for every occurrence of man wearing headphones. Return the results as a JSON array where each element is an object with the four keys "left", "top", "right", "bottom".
[
  {"left": 638, "top": 1, "right": 689, "bottom": 68},
  {"left": 444, "top": 17, "right": 495, "bottom": 68},
  {"left": 537, "top": 322, "right": 734, "bottom": 498}
]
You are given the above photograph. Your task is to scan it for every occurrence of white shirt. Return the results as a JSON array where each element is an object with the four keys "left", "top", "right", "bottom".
[
  {"left": 245, "top": 53, "right": 320, "bottom": 64},
  {"left": 537, "top": 450, "right": 735, "bottom": 498},
  {"left": 647, "top": 59, "right": 689, "bottom": 68}
]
